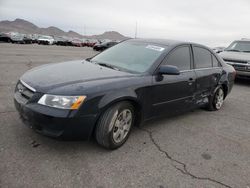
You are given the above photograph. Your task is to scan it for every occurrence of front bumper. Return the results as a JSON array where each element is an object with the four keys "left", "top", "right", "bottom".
[
  {"left": 225, "top": 62, "right": 250, "bottom": 77},
  {"left": 14, "top": 98, "right": 97, "bottom": 140},
  {"left": 235, "top": 70, "right": 250, "bottom": 77}
]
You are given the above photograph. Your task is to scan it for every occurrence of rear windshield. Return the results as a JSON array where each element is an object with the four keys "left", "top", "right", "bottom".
[{"left": 91, "top": 41, "right": 167, "bottom": 73}]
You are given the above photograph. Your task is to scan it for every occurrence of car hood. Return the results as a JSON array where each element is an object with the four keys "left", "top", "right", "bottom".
[
  {"left": 219, "top": 51, "right": 250, "bottom": 62},
  {"left": 21, "top": 60, "right": 135, "bottom": 92}
]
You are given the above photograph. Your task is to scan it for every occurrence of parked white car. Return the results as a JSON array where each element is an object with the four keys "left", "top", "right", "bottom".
[{"left": 37, "top": 35, "right": 54, "bottom": 45}]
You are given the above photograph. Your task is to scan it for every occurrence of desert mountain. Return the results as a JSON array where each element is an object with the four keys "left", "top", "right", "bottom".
[{"left": 0, "top": 18, "right": 129, "bottom": 40}]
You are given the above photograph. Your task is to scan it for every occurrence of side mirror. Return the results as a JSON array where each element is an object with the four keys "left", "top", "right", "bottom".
[{"left": 158, "top": 65, "right": 180, "bottom": 75}]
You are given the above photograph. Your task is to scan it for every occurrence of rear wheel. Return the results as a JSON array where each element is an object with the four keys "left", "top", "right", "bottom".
[
  {"left": 95, "top": 102, "right": 135, "bottom": 149},
  {"left": 207, "top": 86, "right": 225, "bottom": 111}
]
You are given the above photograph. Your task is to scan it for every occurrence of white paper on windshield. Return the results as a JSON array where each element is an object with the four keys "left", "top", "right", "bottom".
[{"left": 146, "top": 45, "right": 165, "bottom": 52}]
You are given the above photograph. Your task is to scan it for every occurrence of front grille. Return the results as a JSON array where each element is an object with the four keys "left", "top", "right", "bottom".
[
  {"left": 15, "top": 81, "right": 35, "bottom": 104},
  {"left": 233, "top": 65, "right": 250, "bottom": 72},
  {"left": 223, "top": 59, "right": 248, "bottom": 64}
]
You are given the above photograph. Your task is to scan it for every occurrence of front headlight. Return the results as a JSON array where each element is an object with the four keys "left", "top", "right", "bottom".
[{"left": 38, "top": 94, "right": 86, "bottom": 110}]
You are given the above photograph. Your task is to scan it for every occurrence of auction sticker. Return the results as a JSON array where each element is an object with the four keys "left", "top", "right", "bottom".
[{"left": 146, "top": 45, "right": 165, "bottom": 52}]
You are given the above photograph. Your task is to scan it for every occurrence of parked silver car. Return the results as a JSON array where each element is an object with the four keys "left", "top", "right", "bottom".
[{"left": 219, "top": 39, "right": 250, "bottom": 77}]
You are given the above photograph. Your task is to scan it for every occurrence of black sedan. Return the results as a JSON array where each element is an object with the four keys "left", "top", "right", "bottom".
[
  {"left": 14, "top": 39, "right": 235, "bottom": 149},
  {"left": 93, "top": 41, "right": 118, "bottom": 51},
  {"left": 0, "top": 32, "right": 12, "bottom": 43}
]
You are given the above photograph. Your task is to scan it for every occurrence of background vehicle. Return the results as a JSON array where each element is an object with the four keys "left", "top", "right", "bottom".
[
  {"left": 0, "top": 32, "right": 12, "bottom": 43},
  {"left": 54, "top": 36, "right": 72, "bottom": 46},
  {"left": 81, "top": 39, "right": 89, "bottom": 47},
  {"left": 213, "top": 47, "right": 225, "bottom": 53},
  {"left": 11, "top": 33, "right": 25, "bottom": 44},
  {"left": 219, "top": 39, "right": 250, "bottom": 78},
  {"left": 93, "top": 41, "right": 118, "bottom": 51},
  {"left": 70, "top": 38, "right": 83, "bottom": 47},
  {"left": 30, "top": 34, "right": 41, "bottom": 43},
  {"left": 23, "top": 34, "right": 33, "bottom": 44},
  {"left": 0, "top": 32, "right": 33, "bottom": 44},
  {"left": 83, "top": 39, "right": 98, "bottom": 47},
  {"left": 14, "top": 39, "right": 235, "bottom": 149},
  {"left": 37, "top": 35, "right": 54, "bottom": 45}
]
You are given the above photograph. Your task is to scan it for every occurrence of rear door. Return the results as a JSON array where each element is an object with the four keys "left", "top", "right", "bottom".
[
  {"left": 150, "top": 45, "right": 196, "bottom": 117},
  {"left": 192, "top": 45, "right": 223, "bottom": 104}
]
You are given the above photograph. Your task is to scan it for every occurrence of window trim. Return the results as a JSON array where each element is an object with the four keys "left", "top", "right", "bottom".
[
  {"left": 162, "top": 44, "right": 192, "bottom": 71},
  {"left": 192, "top": 45, "right": 213, "bottom": 69},
  {"left": 212, "top": 54, "right": 222, "bottom": 67}
]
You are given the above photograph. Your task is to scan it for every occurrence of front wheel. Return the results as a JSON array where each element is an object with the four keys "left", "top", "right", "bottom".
[
  {"left": 95, "top": 102, "right": 135, "bottom": 150},
  {"left": 207, "top": 87, "right": 225, "bottom": 111}
]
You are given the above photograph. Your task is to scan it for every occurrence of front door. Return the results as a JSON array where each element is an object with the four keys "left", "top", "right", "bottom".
[{"left": 150, "top": 45, "right": 196, "bottom": 118}]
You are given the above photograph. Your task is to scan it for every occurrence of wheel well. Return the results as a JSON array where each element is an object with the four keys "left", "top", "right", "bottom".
[
  {"left": 126, "top": 99, "right": 142, "bottom": 126},
  {"left": 107, "top": 99, "right": 142, "bottom": 126},
  {"left": 221, "top": 84, "right": 228, "bottom": 99}
]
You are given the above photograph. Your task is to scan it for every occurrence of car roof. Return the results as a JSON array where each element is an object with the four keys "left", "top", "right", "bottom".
[
  {"left": 127, "top": 38, "right": 187, "bottom": 46},
  {"left": 126, "top": 38, "right": 214, "bottom": 53}
]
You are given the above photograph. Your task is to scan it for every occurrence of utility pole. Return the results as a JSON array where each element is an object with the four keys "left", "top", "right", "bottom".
[{"left": 135, "top": 21, "right": 137, "bottom": 39}]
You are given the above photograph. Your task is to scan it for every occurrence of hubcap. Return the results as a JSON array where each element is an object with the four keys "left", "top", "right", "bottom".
[
  {"left": 215, "top": 88, "right": 224, "bottom": 109},
  {"left": 112, "top": 109, "right": 132, "bottom": 143}
]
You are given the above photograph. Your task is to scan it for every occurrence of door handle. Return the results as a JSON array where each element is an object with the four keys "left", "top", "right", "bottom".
[
  {"left": 188, "top": 78, "right": 194, "bottom": 82},
  {"left": 188, "top": 78, "right": 195, "bottom": 85}
]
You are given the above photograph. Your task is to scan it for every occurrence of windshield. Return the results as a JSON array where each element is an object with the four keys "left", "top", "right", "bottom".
[
  {"left": 225, "top": 41, "right": 250, "bottom": 52},
  {"left": 91, "top": 41, "right": 167, "bottom": 73}
]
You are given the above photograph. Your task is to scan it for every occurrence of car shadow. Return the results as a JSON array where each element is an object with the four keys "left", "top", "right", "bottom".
[
  {"left": 17, "top": 124, "right": 108, "bottom": 153},
  {"left": 139, "top": 108, "right": 200, "bottom": 130}
]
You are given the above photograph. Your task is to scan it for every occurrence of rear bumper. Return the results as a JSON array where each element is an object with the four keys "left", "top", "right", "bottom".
[{"left": 14, "top": 98, "right": 97, "bottom": 140}]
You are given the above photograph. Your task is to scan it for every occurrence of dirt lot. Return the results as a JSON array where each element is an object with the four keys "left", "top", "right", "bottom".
[{"left": 0, "top": 43, "right": 250, "bottom": 188}]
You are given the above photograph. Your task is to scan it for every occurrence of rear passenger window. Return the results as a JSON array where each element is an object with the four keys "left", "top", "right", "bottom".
[
  {"left": 212, "top": 55, "right": 221, "bottom": 67},
  {"left": 193, "top": 47, "right": 212, "bottom": 68},
  {"left": 166, "top": 46, "right": 191, "bottom": 71}
]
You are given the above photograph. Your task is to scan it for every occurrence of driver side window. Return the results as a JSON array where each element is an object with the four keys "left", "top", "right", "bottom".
[{"left": 165, "top": 46, "right": 191, "bottom": 71}]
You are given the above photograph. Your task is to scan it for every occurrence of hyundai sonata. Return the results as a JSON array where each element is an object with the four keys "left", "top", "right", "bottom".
[{"left": 14, "top": 39, "right": 235, "bottom": 149}]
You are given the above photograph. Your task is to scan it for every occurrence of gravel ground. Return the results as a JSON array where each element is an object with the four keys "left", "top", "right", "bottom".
[{"left": 0, "top": 43, "right": 250, "bottom": 188}]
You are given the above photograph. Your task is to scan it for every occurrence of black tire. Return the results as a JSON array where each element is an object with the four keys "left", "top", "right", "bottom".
[
  {"left": 206, "top": 86, "right": 225, "bottom": 111},
  {"left": 95, "top": 101, "right": 135, "bottom": 150}
]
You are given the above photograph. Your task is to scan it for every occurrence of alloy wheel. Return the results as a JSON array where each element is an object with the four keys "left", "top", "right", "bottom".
[
  {"left": 112, "top": 109, "right": 132, "bottom": 143},
  {"left": 214, "top": 88, "right": 224, "bottom": 109}
]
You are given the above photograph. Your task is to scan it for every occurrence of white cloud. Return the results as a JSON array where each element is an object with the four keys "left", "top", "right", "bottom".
[{"left": 1, "top": 0, "right": 250, "bottom": 46}]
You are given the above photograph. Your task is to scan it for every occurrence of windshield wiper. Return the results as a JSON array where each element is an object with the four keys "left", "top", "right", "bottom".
[
  {"left": 97, "top": 63, "right": 120, "bottom": 70},
  {"left": 91, "top": 60, "right": 120, "bottom": 71},
  {"left": 85, "top": 58, "right": 91, "bottom": 62},
  {"left": 242, "top": 50, "right": 250, "bottom": 53},
  {"left": 225, "top": 49, "right": 241, "bottom": 52}
]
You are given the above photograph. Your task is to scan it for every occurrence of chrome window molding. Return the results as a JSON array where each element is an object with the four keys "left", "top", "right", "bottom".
[{"left": 179, "top": 67, "right": 222, "bottom": 73}]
